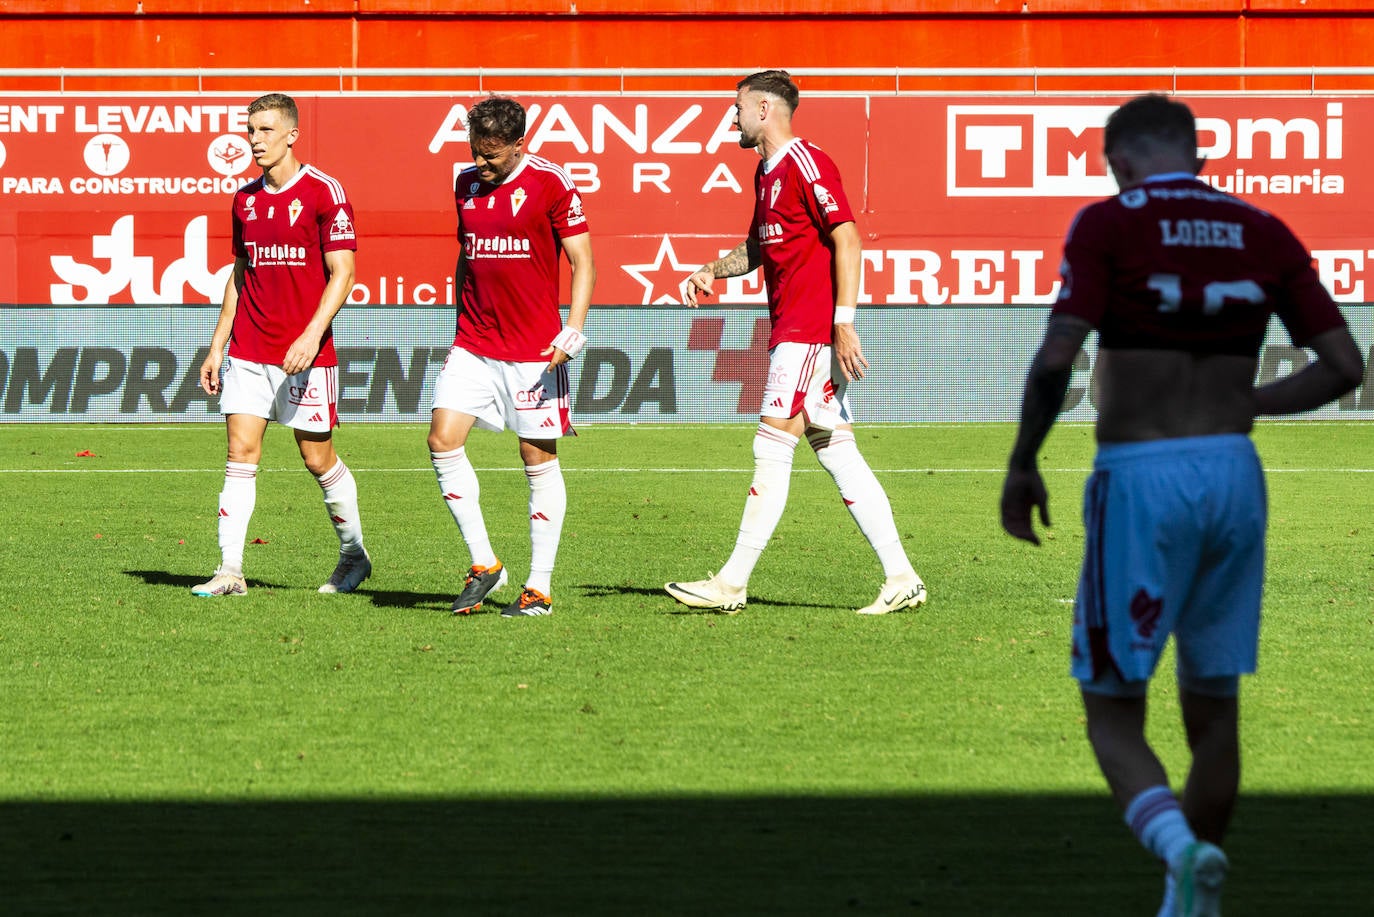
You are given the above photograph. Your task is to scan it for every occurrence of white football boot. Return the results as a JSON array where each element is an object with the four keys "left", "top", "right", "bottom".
[
  {"left": 665, "top": 573, "right": 747, "bottom": 614},
  {"left": 856, "top": 572, "right": 928, "bottom": 615}
]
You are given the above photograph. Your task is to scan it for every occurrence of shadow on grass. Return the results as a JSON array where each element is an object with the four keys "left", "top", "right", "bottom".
[
  {"left": 580, "top": 583, "right": 846, "bottom": 613},
  {"left": 126, "top": 571, "right": 451, "bottom": 609},
  {"left": 0, "top": 794, "right": 1367, "bottom": 916},
  {"left": 124, "top": 570, "right": 292, "bottom": 592},
  {"left": 364, "top": 589, "right": 456, "bottom": 611}
]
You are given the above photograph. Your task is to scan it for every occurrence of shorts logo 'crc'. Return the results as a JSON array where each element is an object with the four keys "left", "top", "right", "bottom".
[
  {"left": 947, "top": 105, "right": 1118, "bottom": 198},
  {"left": 515, "top": 385, "right": 548, "bottom": 408}
]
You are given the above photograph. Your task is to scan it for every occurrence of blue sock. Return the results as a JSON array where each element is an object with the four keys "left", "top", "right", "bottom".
[{"left": 1124, "top": 785, "right": 1196, "bottom": 871}]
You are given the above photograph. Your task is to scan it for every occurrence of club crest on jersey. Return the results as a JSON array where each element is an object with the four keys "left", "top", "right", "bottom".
[
  {"left": 511, "top": 187, "right": 527, "bottom": 216},
  {"left": 568, "top": 194, "right": 586, "bottom": 226},
  {"left": 769, "top": 178, "right": 782, "bottom": 208},
  {"left": 288, "top": 198, "right": 303, "bottom": 226},
  {"left": 813, "top": 183, "right": 839, "bottom": 214},
  {"left": 329, "top": 208, "right": 355, "bottom": 242},
  {"left": 244, "top": 194, "right": 257, "bottom": 221},
  {"left": 469, "top": 182, "right": 481, "bottom": 194}
]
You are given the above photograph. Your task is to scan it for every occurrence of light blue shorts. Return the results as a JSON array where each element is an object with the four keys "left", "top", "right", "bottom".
[{"left": 1072, "top": 434, "right": 1266, "bottom": 697}]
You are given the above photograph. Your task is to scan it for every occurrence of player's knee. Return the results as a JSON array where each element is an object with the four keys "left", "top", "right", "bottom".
[
  {"left": 426, "top": 430, "right": 451, "bottom": 454},
  {"left": 753, "top": 424, "right": 799, "bottom": 463},
  {"left": 810, "top": 430, "right": 861, "bottom": 474},
  {"left": 1178, "top": 673, "right": 1240, "bottom": 699}
]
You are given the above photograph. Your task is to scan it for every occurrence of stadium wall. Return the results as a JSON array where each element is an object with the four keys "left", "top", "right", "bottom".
[
  {"left": 3, "top": 2, "right": 1374, "bottom": 93},
  {"left": 3, "top": 89, "right": 1373, "bottom": 422}
]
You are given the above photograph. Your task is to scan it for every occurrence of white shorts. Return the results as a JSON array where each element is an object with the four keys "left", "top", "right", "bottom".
[
  {"left": 431, "top": 346, "right": 573, "bottom": 439},
  {"left": 219, "top": 357, "right": 338, "bottom": 433},
  {"left": 760, "top": 341, "right": 852, "bottom": 430}
]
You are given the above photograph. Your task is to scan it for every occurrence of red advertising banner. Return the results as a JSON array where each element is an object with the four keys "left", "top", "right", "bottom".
[{"left": 1, "top": 94, "right": 1370, "bottom": 308}]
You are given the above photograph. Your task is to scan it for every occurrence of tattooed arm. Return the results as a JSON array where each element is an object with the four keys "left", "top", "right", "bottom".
[{"left": 682, "top": 237, "right": 762, "bottom": 307}]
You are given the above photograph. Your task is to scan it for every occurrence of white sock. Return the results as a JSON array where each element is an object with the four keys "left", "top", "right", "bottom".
[
  {"left": 810, "top": 429, "right": 914, "bottom": 579},
  {"left": 523, "top": 459, "right": 566, "bottom": 595},
  {"left": 432, "top": 448, "right": 496, "bottom": 567},
  {"left": 217, "top": 461, "right": 257, "bottom": 576},
  {"left": 1125, "top": 785, "right": 1196, "bottom": 871},
  {"left": 719, "top": 424, "right": 798, "bottom": 587},
  {"left": 316, "top": 460, "right": 365, "bottom": 556}
]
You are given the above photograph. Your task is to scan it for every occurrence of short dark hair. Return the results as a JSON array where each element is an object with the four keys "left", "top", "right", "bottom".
[
  {"left": 737, "top": 70, "right": 800, "bottom": 114},
  {"left": 1104, "top": 93, "right": 1196, "bottom": 157},
  {"left": 247, "top": 92, "right": 298, "bottom": 126},
  {"left": 466, "top": 96, "right": 526, "bottom": 145}
]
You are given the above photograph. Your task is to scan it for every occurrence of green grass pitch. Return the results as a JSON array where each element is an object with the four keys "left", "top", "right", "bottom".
[{"left": 0, "top": 421, "right": 1370, "bottom": 915}]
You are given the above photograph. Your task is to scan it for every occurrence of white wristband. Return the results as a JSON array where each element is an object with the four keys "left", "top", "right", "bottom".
[
  {"left": 833, "top": 306, "right": 856, "bottom": 324},
  {"left": 550, "top": 325, "right": 587, "bottom": 359}
]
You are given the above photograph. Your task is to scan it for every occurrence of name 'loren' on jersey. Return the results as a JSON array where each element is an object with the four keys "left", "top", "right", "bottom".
[
  {"left": 1054, "top": 176, "right": 1346, "bottom": 356},
  {"left": 452, "top": 154, "right": 589, "bottom": 362}
]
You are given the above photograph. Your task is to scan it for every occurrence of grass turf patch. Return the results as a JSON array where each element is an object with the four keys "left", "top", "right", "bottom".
[{"left": 0, "top": 422, "right": 1369, "bottom": 914}]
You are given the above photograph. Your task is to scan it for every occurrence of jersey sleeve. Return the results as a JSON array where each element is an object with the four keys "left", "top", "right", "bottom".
[
  {"left": 548, "top": 183, "right": 590, "bottom": 239},
  {"left": 1051, "top": 203, "right": 1113, "bottom": 328},
  {"left": 1268, "top": 221, "right": 1349, "bottom": 346},
  {"left": 804, "top": 146, "right": 855, "bottom": 232},
  {"left": 231, "top": 198, "right": 246, "bottom": 259},
  {"left": 317, "top": 193, "right": 358, "bottom": 254}
]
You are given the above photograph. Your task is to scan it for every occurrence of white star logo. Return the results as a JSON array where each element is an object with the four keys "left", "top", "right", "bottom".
[{"left": 621, "top": 234, "right": 695, "bottom": 305}]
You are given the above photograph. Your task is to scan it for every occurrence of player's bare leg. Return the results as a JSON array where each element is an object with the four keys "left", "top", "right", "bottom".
[
  {"left": 1179, "top": 690, "right": 1240, "bottom": 843},
  {"left": 1081, "top": 690, "right": 1224, "bottom": 915}
]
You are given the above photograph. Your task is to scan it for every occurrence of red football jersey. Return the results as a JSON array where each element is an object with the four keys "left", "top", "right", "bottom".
[
  {"left": 452, "top": 155, "right": 590, "bottom": 361},
  {"left": 1054, "top": 175, "right": 1346, "bottom": 355},
  {"left": 228, "top": 164, "right": 357, "bottom": 368},
  {"left": 751, "top": 138, "right": 856, "bottom": 349}
]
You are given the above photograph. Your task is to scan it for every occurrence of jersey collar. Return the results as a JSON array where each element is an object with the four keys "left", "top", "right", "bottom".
[
  {"left": 1141, "top": 171, "right": 1198, "bottom": 184},
  {"left": 498, "top": 154, "right": 530, "bottom": 186},
  {"left": 763, "top": 137, "right": 800, "bottom": 174}
]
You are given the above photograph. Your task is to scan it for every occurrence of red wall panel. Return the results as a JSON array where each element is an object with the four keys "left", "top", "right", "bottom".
[{"left": 0, "top": 3, "right": 1373, "bottom": 90}]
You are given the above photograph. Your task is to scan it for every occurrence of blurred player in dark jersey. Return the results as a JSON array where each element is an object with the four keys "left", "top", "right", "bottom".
[
  {"left": 428, "top": 95, "right": 595, "bottom": 618},
  {"left": 665, "top": 69, "right": 926, "bottom": 617},
  {"left": 1002, "top": 93, "right": 1363, "bottom": 916},
  {"left": 194, "top": 92, "right": 371, "bottom": 598}
]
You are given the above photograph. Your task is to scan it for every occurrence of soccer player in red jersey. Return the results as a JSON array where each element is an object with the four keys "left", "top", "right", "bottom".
[
  {"left": 193, "top": 93, "right": 371, "bottom": 598},
  {"left": 1002, "top": 94, "right": 1363, "bottom": 916},
  {"left": 665, "top": 70, "right": 927, "bottom": 616},
  {"left": 428, "top": 96, "right": 595, "bottom": 618}
]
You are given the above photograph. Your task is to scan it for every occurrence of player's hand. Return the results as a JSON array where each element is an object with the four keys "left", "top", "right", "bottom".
[
  {"left": 833, "top": 323, "right": 868, "bottom": 382},
  {"left": 542, "top": 326, "right": 586, "bottom": 371},
  {"left": 541, "top": 344, "right": 570, "bottom": 371},
  {"left": 1000, "top": 468, "right": 1051, "bottom": 546},
  {"left": 683, "top": 269, "right": 714, "bottom": 307},
  {"left": 200, "top": 352, "right": 223, "bottom": 395},
  {"left": 283, "top": 333, "right": 321, "bottom": 376}
]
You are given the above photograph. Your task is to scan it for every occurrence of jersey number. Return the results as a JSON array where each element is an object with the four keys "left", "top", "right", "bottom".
[{"left": 1147, "top": 274, "right": 1265, "bottom": 315}]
